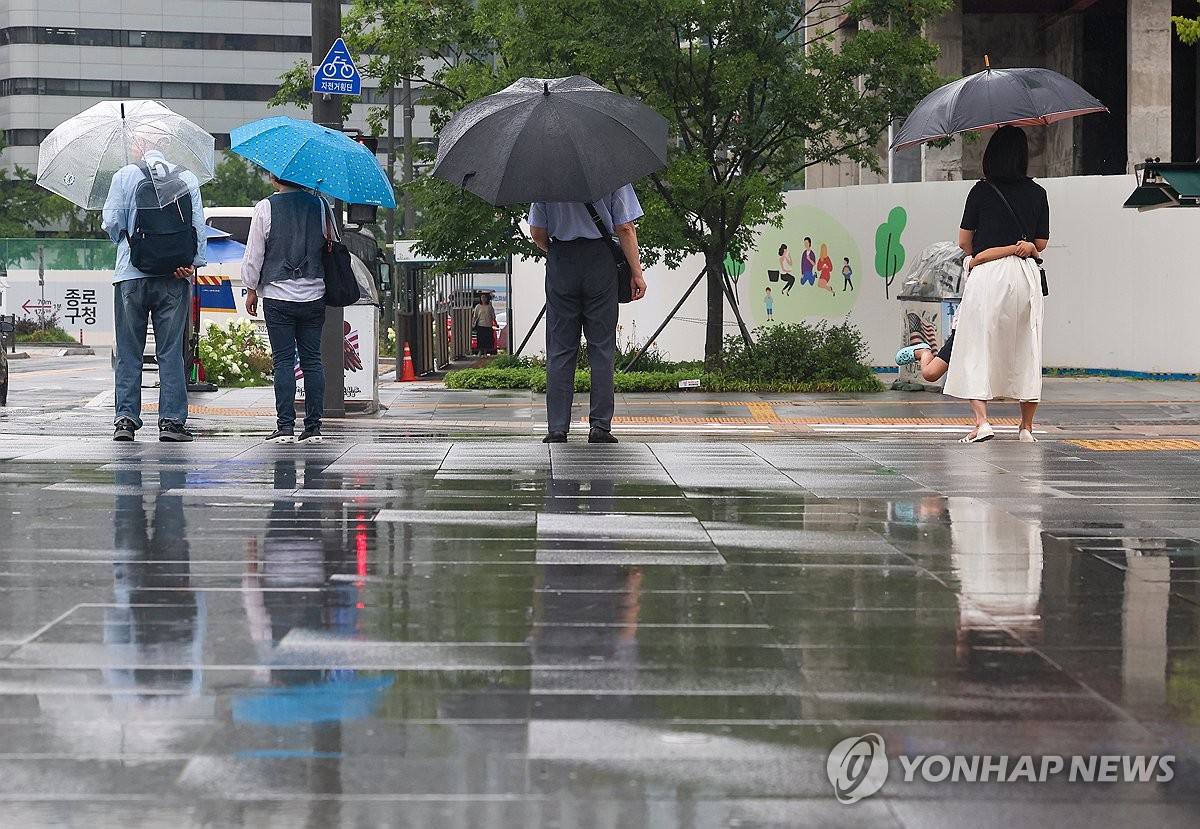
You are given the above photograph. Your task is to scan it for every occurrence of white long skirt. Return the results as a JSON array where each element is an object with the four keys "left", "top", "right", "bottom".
[{"left": 942, "top": 255, "right": 1044, "bottom": 402}]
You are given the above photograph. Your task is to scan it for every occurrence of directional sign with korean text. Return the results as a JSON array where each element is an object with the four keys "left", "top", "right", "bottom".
[{"left": 313, "top": 38, "right": 361, "bottom": 96}]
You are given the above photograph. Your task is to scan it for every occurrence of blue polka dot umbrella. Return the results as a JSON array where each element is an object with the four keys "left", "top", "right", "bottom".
[{"left": 230, "top": 116, "right": 397, "bottom": 208}]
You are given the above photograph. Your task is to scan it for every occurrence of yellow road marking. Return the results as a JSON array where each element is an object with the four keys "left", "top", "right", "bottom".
[
  {"left": 10, "top": 365, "right": 108, "bottom": 379},
  {"left": 1066, "top": 439, "right": 1200, "bottom": 451}
]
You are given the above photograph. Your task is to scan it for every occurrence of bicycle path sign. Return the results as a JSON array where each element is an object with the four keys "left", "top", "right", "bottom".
[{"left": 314, "top": 37, "right": 361, "bottom": 96}]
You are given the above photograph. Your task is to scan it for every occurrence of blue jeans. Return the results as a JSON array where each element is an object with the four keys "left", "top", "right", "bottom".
[
  {"left": 114, "top": 276, "right": 190, "bottom": 427},
  {"left": 263, "top": 298, "right": 325, "bottom": 431}
]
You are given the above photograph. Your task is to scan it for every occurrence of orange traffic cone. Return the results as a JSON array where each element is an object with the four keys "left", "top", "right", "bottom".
[{"left": 399, "top": 341, "right": 417, "bottom": 382}]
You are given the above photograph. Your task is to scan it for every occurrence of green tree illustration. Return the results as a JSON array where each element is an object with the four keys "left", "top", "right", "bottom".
[{"left": 875, "top": 206, "right": 907, "bottom": 299}]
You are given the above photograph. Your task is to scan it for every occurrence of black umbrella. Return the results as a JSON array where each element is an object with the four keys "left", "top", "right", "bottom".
[
  {"left": 432, "top": 75, "right": 668, "bottom": 205},
  {"left": 890, "top": 61, "right": 1108, "bottom": 153}
]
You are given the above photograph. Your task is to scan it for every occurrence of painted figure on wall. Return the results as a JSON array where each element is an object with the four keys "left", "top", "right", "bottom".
[
  {"left": 777, "top": 245, "right": 796, "bottom": 294},
  {"left": 816, "top": 243, "right": 835, "bottom": 294},
  {"left": 842, "top": 257, "right": 854, "bottom": 291},
  {"left": 748, "top": 204, "right": 861, "bottom": 328},
  {"left": 799, "top": 237, "right": 817, "bottom": 286}
]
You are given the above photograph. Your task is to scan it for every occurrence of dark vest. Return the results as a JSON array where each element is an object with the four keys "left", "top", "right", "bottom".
[{"left": 259, "top": 191, "right": 326, "bottom": 288}]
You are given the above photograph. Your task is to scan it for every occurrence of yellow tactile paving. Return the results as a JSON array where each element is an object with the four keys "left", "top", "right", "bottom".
[
  {"left": 1066, "top": 439, "right": 1200, "bottom": 451},
  {"left": 746, "top": 402, "right": 781, "bottom": 422}
]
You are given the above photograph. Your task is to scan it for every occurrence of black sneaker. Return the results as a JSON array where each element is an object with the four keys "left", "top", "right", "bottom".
[
  {"left": 113, "top": 418, "right": 138, "bottom": 442},
  {"left": 158, "top": 420, "right": 194, "bottom": 442},
  {"left": 297, "top": 426, "right": 323, "bottom": 444},
  {"left": 542, "top": 431, "right": 568, "bottom": 443},
  {"left": 265, "top": 428, "right": 295, "bottom": 444},
  {"left": 588, "top": 428, "right": 618, "bottom": 444}
]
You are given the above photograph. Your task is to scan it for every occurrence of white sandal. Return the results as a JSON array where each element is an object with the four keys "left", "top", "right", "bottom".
[
  {"left": 959, "top": 423, "right": 995, "bottom": 443},
  {"left": 1018, "top": 429, "right": 1037, "bottom": 442}
]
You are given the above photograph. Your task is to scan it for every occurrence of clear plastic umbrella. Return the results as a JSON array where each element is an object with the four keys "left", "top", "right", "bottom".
[{"left": 36, "top": 100, "right": 216, "bottom": 210}]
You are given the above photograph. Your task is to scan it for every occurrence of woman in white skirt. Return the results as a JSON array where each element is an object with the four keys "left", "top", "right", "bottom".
[{"left": 943, "top": 126, "right": 1048, "bottom": 443}]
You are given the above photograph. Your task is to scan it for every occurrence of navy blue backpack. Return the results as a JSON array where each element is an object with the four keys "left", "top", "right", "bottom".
[{"left": 128, "top": 160, "right": 197, "bottom": 276}]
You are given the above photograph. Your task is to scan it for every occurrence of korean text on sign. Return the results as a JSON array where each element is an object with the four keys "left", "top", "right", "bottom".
[{"left": 63, "top": 289, "right": 98, "bottom": 325}]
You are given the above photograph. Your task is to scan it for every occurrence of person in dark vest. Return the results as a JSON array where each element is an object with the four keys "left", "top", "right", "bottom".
[
  {"left": 102, "top": 127, "right": 206, "bottom": 442},
  {"left": 242, "top": 173, "right": 329, "bottom": 444}
]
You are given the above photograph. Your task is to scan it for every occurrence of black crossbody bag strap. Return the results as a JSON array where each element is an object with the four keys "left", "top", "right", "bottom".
[
  {"left": 986, "top": 181, "right": 1030, "bottom": 244},
  {"left": 584, "top": 203, "right": 620, "bottom": 258},
  {"left": 986, "top": 181, "right": 1048, "bottom": 296},
  {"left": 583, "top": 202, "right": 633, "bottom": 303}
]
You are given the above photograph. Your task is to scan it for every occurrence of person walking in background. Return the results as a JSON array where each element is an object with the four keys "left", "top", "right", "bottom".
[
  {"left": 799, "top": 237, "right": 817, "bottom": 286},
  {"left": 816, "top": 243, "right": 835, "bottom": 294},
  {"left": 529, "top": 185, "right": 646, "bottom": 444},
  {"left": 242, "top": 172, "right": 329, "bottom": 445},
  {"left": 472, "top": 293, "right": 498, "bottom": 356},
  {"left": 764, "top": 286, "right": 774, "bottom": 320},
  {"left": 943, "top": 126, "right": 1049, "bottom": 444},
  {"left": 841, "top": 257, "right": 854, "bottom": 291},
  {"left": 777, "top": 245, "right": 796, "bottom": 295},
  {"left": 103, "top": 128, "right": 206, "bottom": 443}
]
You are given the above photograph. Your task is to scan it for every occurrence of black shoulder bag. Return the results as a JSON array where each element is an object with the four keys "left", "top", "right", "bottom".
[
  {"left": 321, "top": 199, "right": 361, "bottom": 307},
  {"left": 986, "top": 181, "right": 1048, "bottom": 297},
  {"left": 584, "top": 203, "right": 633, "bottom": 304}
]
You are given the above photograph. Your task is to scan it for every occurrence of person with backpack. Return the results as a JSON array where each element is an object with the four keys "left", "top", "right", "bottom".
[
  {"left": 241, "top": 173, "right": 330, "bottom": 444},
  {"left": 102, "top": 128, "right": 206, "bottom": 442}
]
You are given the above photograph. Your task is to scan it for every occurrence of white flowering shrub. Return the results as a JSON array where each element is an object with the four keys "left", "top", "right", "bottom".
[
  {"left": 198, "top": 319, "right": 273, "bottom": 387},
  {"left": 381, "top": 325, "right": 397, "bottom": 358}
]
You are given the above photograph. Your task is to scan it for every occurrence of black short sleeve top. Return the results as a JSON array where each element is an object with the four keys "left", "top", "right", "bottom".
[{"left": 960, "top": 178, "right": 1050, "bottom": 255}]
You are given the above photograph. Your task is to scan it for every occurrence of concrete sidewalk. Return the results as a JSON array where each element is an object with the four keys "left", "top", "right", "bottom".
[
  {"left": 161, "top": 374, "right": 1200, "bottom": 443},
  {"left": 1, "top": 363, "right": 1199, "bottom": 825}
]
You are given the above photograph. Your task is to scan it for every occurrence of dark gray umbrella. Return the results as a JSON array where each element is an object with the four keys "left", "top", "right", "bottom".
[
  {"left": 890, "top": 64, "right": 1108, "bottom": 153},
  {"left": 432, "top": 75, "right": 668, "bottom": 205}
]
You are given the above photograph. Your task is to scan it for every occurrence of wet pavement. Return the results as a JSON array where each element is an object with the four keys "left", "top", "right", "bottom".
[{"left": 1, "top": 357, "right": 1200, "bottom": 826}]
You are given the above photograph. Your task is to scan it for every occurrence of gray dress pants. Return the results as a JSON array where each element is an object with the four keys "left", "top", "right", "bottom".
[{"left": 544, "top": 238, "right": 618, "bottom": 434}]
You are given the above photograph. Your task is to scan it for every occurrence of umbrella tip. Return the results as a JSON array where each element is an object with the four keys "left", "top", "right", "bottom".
[
  {"left": 543, "top": 82, "right": 550, "bottom": 96},
  {"left": 984, "top": 54, "right": 990, "bottom": 69}
]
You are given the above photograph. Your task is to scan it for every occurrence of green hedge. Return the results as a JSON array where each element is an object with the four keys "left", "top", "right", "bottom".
[
  {"left": 448, "top": 320, "right": 884, "bottom": 393},
  {"left": 445, "top": 367, "right": 882, "bottom": 394}
]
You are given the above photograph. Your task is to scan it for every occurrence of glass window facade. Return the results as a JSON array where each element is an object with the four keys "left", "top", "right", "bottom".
[
  {"left": 0, "top": 78, "right": 283, "bottom": 103},
  {"left": 0, "top": 26, "right": 310, "bottom": 52}
]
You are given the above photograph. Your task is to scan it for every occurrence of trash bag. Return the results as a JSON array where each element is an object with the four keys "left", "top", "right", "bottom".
[{"left": 899, "top": 241, "right": 966, "bottom": 298}]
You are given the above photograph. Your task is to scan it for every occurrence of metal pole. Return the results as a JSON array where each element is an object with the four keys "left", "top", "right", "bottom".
[
  {"left": 513, "top": 303, "right": 546, "bottom": 358},
  {"left": 504, "top": 254, "right": 513, "bottom": 354},
  {"left": 386, "top": 86, "right": 398, "bottom": 375},
  {"left": 722, "top": 270, "right": 754, "bottom": 348},
  {"left": 313, "top": 0, "right": 345, "bottom": 417},
  {"left": 623, "top": 266, "right": 707, "bottom": 372},
  {"left": 37, "top": 244, "right": 45, "bottom": 331},
  {"left": 402, "top": 77, "right": 415, "bottom": 234}
]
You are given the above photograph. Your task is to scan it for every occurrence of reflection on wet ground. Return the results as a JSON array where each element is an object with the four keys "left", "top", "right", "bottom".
[{"left": 1, "top": 435, "right": 1199, "bottom": 826}]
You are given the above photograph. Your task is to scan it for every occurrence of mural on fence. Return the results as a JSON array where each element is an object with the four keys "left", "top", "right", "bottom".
[
  {"left": 746, "top": 205, "right": 861, "bottom": 327},
  {"left": 875, "top": 206, "right": 908, "bottom": 299}
]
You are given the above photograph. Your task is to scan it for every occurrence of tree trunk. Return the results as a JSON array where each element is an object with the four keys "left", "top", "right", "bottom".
[{"left": 704, "top": 249, "right": 726, "bottom": 367}]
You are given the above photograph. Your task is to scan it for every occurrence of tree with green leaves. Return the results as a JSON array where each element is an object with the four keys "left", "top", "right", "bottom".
[
  {"left": 0, "top": 142, "right": 75, "bottom": 237},
  {"left": 202, "top": 150, "right": 273, "bottom": 207},
  {"left": 0, "top": 136, "right": 107, "bottom": 239},
  {"left": 1175, "top": 3, "right": 1200, "bottom": 44},
  {"left": 276, "top": 0, "right": 951, "bottom": 362}
]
